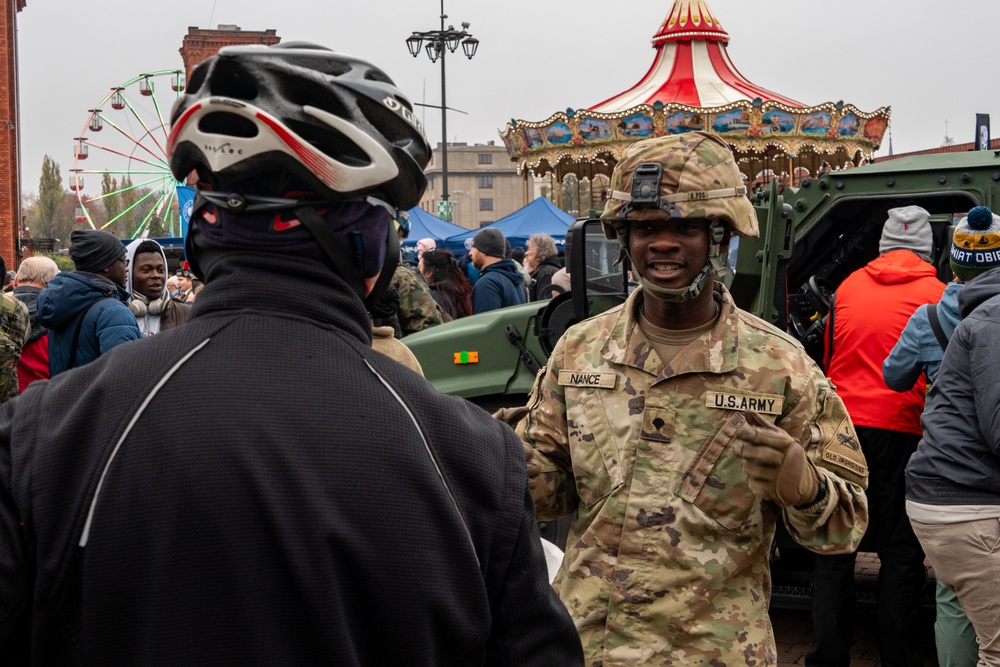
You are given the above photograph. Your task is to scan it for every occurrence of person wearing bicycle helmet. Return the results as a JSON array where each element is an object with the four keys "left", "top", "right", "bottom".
[
  {"left": 0, "top": 42, "right": 582, "bottom": 666},
  {"left": 518, "top": 132, "right": 868, "bottom": 665}
]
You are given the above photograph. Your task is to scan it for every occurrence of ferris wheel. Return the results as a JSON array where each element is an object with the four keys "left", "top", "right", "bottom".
[{"left": 70, "top": 69, "right": 188, "bottom": 239}]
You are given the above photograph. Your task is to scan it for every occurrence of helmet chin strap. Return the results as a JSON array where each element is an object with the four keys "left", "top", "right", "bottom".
[{"left": 629, "top": 221, "right": 728, "bottom": 303}]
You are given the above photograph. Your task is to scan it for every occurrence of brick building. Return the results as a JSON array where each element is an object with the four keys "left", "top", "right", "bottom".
[
  {"left": 179, "top": 25, "right": 280, "bottom": 74},
  {"left": 0, "top": 1, "right": 25, "bottom": 266}
]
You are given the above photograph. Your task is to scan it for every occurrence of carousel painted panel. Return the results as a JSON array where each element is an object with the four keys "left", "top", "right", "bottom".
[
  {"left": 712, "top": 108, "right": 752, "bottom": 133},
  {"left": 578, "top": 117, "right": 613, "bottom": 142},
  {"left": 761, "top": 109, "right": 795, "bottom": 135},
  {"left": 525, "top": 127, "right": 545, "bottom": 150},
  {"left": 545, "top": 121, "right": 573, "bottom": 145},
  {"left": 801, "top": 111, "right": 833, "bottom": 136},
  {"left": 616, "top": 112, "right": 655, "bottom": 139},
  {"left": 862, "top": 116, "right": 888, "bottom": 144},
  {"left": 665, "top": 110, "right": 703, "bottom": 134},
  {"left": 837, "top": 113, "right": 860, "bottom": 137}
]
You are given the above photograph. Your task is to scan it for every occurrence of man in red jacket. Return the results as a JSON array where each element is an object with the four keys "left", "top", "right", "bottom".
[{"left": 807, "top": 206, "right": 945, "bottom": 667}]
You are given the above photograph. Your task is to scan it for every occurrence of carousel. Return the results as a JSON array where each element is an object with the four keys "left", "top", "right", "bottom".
[{"left": 499, "top": 0, "right": 890, "bottom": 203}]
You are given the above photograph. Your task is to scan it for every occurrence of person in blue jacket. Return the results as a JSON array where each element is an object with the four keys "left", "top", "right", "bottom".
[
  {"left": 902, "top": 205, "right": 1000, "bottom": 667},
  {"left": 37, "top": 229, "right": 141, "bottom": 376},
  {"left": 469, "top": 227, "right": 526, "bottom": 313}
]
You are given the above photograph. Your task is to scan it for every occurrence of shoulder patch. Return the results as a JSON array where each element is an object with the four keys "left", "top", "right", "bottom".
[
  {"left": 558, "top": 370, "right": 617, "bottom": 389},
  {"left": 821, "top": 416, "right": 868, "bottom": 487}
]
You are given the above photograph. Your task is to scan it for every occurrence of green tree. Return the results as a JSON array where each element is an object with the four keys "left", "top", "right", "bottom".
[
  {"left": 101, "top": 172, "right": 122, "bottom": 232},
  {"left": 37, "top": 155, "right": 64, "bottom": 231},
  {"left": 119, "top": 175, "right": 137, "bottom": 235}
]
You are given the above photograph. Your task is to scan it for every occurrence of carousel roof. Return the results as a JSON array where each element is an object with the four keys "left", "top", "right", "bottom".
[
  {"left": 592, "top": 0, "right": 803, "bottom": 112},
  {"left": 499, "top": 0, "right": 890, "bottom": 180}
]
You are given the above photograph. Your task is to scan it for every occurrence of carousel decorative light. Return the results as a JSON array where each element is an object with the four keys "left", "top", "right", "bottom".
[{"left": 499, "top": 0, "right": 890, "bottom": 193}]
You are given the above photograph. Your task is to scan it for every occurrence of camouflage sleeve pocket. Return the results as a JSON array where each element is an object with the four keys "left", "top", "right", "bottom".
[
  {"left": 677, "top": 411, "right": 757, "bottom": 534},
  {"left": 567, "top": 390, "right": 624, "bottom": 507}
]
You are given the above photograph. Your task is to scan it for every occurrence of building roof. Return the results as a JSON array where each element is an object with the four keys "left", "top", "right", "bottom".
[{"left": 591, "top": 0, "right": 803, "bottom": 112}]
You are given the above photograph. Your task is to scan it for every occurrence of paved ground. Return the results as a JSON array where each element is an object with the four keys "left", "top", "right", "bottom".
[{"left": 772, "top": 552, "right": 939, "bottom": 666}]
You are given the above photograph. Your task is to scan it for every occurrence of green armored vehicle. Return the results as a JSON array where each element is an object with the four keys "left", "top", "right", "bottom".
[{"left": 404, "top": 148, "right": 1000, "bottom": 405}]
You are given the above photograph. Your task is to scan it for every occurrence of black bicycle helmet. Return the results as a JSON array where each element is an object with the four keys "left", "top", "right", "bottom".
[{"left": 168, "top": 42, "right": 431, "bottom": 210}]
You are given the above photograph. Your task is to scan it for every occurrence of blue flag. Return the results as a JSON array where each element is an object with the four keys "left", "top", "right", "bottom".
[{"left": 177, "top": 186, "right": 196, "bottom": 238}]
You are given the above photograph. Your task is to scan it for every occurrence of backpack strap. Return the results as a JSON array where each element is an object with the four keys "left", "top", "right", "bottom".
[
  {"left": 926, "top": 303, "right": 949, "bottom": 351},
  {"left": 67, "top": 296, "right": 112, "bottom": 371}
]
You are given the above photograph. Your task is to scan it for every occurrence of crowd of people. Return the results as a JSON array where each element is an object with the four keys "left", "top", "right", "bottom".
[{"left": 0, "top": 41, "right": 999, "bottom": 667}]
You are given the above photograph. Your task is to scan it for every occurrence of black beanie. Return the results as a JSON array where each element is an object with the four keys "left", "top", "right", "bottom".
[
  {"left": 69, "top": 229, "right": 125, "bottom": 273},
  {"left": 472, "top": 228, "right": 506, "bottom": 259}
]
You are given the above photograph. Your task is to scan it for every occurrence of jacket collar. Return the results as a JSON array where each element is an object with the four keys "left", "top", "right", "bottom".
[
  {"left": 601, "top": 283, "right": 740, "bottom": 381},
  {"left": 190, "top": 251, "right": 374, "bottom": 346}
]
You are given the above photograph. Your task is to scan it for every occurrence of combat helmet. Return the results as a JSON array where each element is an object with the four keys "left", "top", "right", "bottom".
[{"left": 601, "top": 132, "right": 757, "bottom": 301}]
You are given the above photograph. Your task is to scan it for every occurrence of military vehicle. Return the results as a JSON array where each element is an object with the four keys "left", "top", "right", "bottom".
[{"left": 404, "top": 148, "right": 1000, "bottom": 404}]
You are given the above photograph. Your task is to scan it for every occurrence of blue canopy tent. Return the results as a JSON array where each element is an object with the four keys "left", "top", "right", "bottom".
[
  {"left": 401, "top": 207, "right": 468, "bottom": 249},
  {"left": 442, "top": 198, "right": 574, "bottom": 256}
]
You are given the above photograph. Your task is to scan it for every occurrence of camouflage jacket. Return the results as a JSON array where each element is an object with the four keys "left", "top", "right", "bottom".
[
  {"left": 518, "top": 285, "right": 868, "bottom": 667},
  {"left": 391, "top": 264, "right": 449, "bottom": 336},
  {"left": 0, "top": 295, "right": 29, "bottom": 403}
]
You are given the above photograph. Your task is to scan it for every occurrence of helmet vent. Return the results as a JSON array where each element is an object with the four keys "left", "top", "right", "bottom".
[
  {"left": 208, "top": 60, "right": 259, "bottom": 101},
  {"left": 198, "top": 112, "right": 258, "bottom": 139},
  {"left": 364, "top": 69, "right": 393, "bottom": 85},
  {"left": 287, "top": 79, "right": 351, "bottom": 121},
  {"left": 286, "top": 119, "right": 371, "bottom": 168}
]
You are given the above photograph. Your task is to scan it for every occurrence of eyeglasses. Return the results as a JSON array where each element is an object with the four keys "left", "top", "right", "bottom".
[{"left": 119, "top": 257, "right": 129, "bottom": 267}]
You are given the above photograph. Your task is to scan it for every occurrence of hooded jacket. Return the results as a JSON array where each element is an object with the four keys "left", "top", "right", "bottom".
[
  {"left": 530, "top": 254, "right": 565, "bottom": 301},
  {"left": 36, "top": 271, "right": 141, "bottom": 376},
  {"left": 0, "top": 252, "right": 582, "bottom": 666},
  {"left": 883, "top": 280, "right": 963, "bottom": 390},
  {"left": 472, "top": 259, "right": 526, "bottom": 313},
  {"left": 824, "top": 249, "right": 945, "bottom": 434},
  {"left": 124, "top": 240, "right": 191, "bottom": 336},
  {"left": 906, "top": 268, "right": 1000, "bottom": 505}
]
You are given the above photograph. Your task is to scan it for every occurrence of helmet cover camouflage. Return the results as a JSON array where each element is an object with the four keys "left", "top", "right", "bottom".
[{"left": 601, "top": 132, "right": 758, "bottom": 242}]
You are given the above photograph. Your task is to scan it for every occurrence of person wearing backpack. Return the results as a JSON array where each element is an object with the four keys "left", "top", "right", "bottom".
[
  {"left": 37, "top": 229, "right": 141, "bottom": 376},
  {"left": 11, "top": 256, "right": 58, "bottom": 392},
  {"left": 903, "top": 206, "right": 1000, "bottom": 667},
  {"left": 0, "top": 254, "right": 29, "bottom": 403}
]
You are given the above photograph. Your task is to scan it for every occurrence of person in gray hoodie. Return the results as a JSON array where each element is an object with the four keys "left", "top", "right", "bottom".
[
  {"left": 906, "top": 205, "right": 1000, "bottom": 667},
  {"left": 124, "top": 239, "right": 191, "bottom": 336}
]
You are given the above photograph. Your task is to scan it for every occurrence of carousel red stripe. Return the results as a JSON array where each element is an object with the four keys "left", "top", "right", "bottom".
[
  {"left": 647, "top": 42, "right": 701, "bottom": 107},
  {"left": 706, "top": 41, "right": 803, "bottom": 107},
  {"left": 591, "top": 50, "right": 663, "bottom": 111}
]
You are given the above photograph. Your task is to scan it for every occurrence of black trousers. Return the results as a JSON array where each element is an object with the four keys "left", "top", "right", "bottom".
[{"left": 805, "top": 427, "right": 927, "bottom": 667}]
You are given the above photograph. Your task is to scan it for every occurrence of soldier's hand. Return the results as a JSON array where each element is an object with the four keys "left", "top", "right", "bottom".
[
  {"left": 732, "top": 411, "right": 822, "bottom": 508},
  {"left": 523, "top": 442, "right": 541, "bottom": 479}
]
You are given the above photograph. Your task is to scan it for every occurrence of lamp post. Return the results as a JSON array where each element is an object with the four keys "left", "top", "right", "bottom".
[{"left": 405, "top": 1, "right": 479, "bottom": 220}]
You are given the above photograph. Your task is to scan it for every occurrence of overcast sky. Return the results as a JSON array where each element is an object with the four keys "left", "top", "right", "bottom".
[{"left": 15, "top": 0, "right": 999, "bottom": 196}]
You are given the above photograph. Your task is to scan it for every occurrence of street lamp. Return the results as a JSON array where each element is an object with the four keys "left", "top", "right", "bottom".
[{"left": 405, "top": 1, "right": 478, "bottom": 220}]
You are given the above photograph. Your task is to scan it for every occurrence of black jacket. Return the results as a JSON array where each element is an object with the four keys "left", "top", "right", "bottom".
[
  {"left": 906, "top": 267, "right": 1000, "bottom": 505},
  {"left": 530, "top": 255, "right": 564, "bottom": 301},
  {"left": 0, "top": 252, "right": 582, "bottom": 666}
]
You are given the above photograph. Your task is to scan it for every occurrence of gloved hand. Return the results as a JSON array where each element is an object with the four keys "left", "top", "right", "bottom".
[{"left": 732, "top": 411, "right": 824, "bottom": 508}]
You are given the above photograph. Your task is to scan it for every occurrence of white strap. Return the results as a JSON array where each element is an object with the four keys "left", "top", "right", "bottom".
[{"left": 609, "top": 185, "right": 747, "bottom": 204}]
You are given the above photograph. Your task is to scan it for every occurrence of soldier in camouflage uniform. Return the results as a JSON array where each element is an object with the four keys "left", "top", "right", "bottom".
[
  {"left": 390, "top": 213, "right": 449, "bottom": 336},
  {"left": 391, "top": 262, "right": 449, "bottom": 335},
  {"left": 0, "top": 291, "right": 29, "bottom": 402},
  {"left": 518, "top": 132, "right": 869, "bottom": 666}
]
